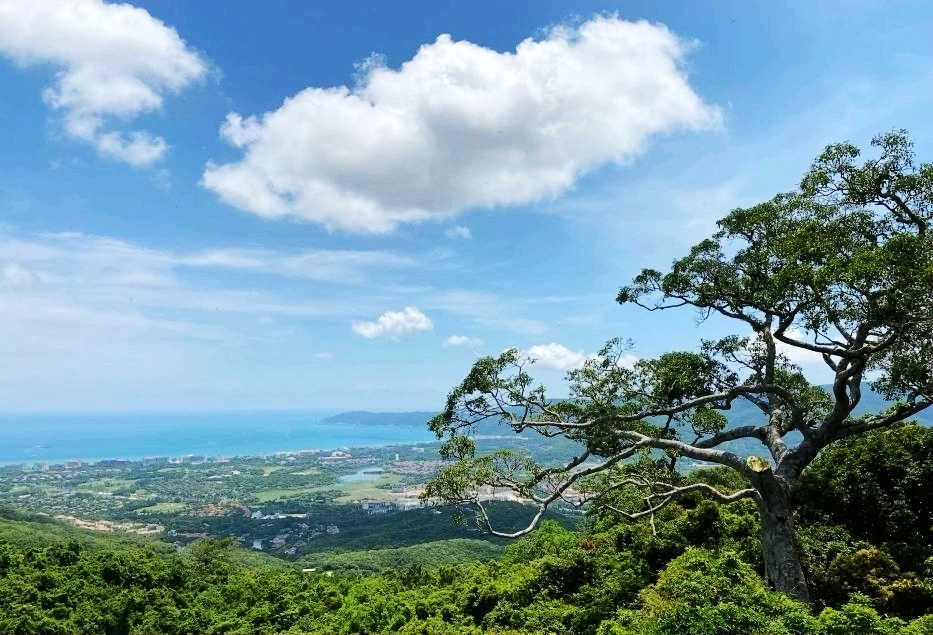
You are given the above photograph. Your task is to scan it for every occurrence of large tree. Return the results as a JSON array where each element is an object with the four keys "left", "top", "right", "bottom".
[{"left": 425, "top": 131, "right": 933, "bottom": 602}]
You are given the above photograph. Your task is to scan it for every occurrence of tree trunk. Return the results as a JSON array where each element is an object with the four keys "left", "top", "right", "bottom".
[{"left": 756, "top": 476, "right": 810, "bottom": 603}]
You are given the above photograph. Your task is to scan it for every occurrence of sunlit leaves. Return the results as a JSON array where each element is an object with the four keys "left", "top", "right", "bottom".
[
  {"left": 618, "top": 129, "right": 932, "bottom": 431},
  {"left": 427, "top": 131, "right": 933, "bottom": 546}
]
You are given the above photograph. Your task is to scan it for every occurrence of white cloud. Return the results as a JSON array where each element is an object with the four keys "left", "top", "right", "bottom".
[
  {"left": 178, "top": 246, "right": 417, "bottom": 283},
  {"left": 443, "top": 334, "right": 482, "bottom": 348},
  {"left": 425, "top": 289, "right": 548, "bottom": 336},
  {"left": 445, "top": 225, "right": 472, "bottom": 239},
  {"left": 523, "top": 342, "right": 638, "bottom": 372},
  {"left": 0, "top": 0, "right": 207, "bottom": 165},
  {"left": 618, "top": 353, "right": 639, "bottom": 369},
  {"left": 313, "top": 352, "right": 334, "bottom": 361},
  {"left": 776, "top": 327, "right": 828, "bottom": 369},
  {"left": 1, "top": 262, "right": 37, "bottom": 287},
  {"left": 203, "top": 16, "right": 720, "bottom": 232},
  {"left": 4, "top": 232, "right": 416, "bottom": 284},
  {"left": 0, "top": 229, "right": 427, "bottom": 336},
  {"left": 353, "top": 306, "right": 433, "bottom": 339},
  {"left": 526, "top": 342, "right": 588, "bottom": 371}
]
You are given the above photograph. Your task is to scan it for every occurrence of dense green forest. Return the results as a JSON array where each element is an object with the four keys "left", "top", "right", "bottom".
[{"left": 0, "top": 423, "right": 931, "bottom": 634}]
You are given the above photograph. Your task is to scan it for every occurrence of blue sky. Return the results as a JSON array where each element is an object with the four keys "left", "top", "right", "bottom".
[{"left": 0, "top": 0, "right": 931, "bottom": 411}]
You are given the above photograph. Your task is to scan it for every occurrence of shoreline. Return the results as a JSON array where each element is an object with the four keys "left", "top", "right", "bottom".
[
  {"left": 0, "top": 413, "right": 441, "bottom": 468},
  {"left": 0, "top": 439, "right": 441, "bottom": 469}
]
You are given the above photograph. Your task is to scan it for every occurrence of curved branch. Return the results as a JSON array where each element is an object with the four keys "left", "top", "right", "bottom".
[
  {"left": 600, "top": 481, "right": 758, "bottom": 535},
  {"left": 694, "top": 425, "right": 767, "bottom": 449},
  {"left": 834, "top": 399, "right": 933, "bottom": 439},
  {"left": 466, "top": 442, "right": 647, "bottom": 537},
  {"left": 610, "top": 430, "right": 751, "bottom": 475}
]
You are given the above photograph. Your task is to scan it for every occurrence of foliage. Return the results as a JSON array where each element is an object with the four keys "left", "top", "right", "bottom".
[
  {"left": 1, "top": 483, "right": 933, "bottom": 633},
  {"left": 426, "top": 131, "right": 933, "bottom": 601},
  {"left": 298, "top": 539, "right": 502, "bottom": 573},
  {"left": 597, "top": 551, "right": 931, "bottom": 635},
  {"left": 795, "top": 423, "right": 933, "bottom": 616},
  {"left": 797, "top": 424, "right": 933, "bottom": 566}
]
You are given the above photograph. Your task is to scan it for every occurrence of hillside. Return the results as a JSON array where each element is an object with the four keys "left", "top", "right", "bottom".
[
  {"left": 1, "top": 424, "right": 930, "bottom": 633},
  {"left": 298, "top": 538, "right": 503, "bottom": 573}
]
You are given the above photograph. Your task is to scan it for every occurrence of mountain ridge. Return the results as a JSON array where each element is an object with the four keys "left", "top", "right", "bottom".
[{"left": 322, "top": 386, "right": 932, "bottom": 429}]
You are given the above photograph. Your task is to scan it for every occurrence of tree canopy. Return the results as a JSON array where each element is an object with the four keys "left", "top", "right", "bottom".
[{"left": 425, "top": 130, "right": 933, "bottom": 601}]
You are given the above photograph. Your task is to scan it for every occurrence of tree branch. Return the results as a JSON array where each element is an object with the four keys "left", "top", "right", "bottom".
[{"left": 600, "top": 481, "right": 758, "bottom": 535}]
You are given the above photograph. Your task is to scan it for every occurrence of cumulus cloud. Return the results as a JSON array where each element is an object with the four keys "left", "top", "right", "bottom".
[
  {"left": 203, "top": 16, "right": 720, "bottom": 232},
  {"left": 0, "top": 0, "right": 207, "bottom": 165},
  {"left": 526, "top": 342, "right": 588, "bottom": 371},
  {"left": 524, "top": 342, "right": 638, "bottom": 372},
  {"left": 353, "top": 306, "right": 433, "bottom": 339},
  {"left": 445, "top": 225, "right": 472, "bottom": 239},
  {"left": 444, "top": 334, "right": 482, "bottom": 348}
]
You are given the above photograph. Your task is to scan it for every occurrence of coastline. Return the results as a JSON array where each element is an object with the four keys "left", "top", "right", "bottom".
[
  {"left": 0, "top": 438, "right": 441, "bottom": 469},
  {"left": 0, "top": 412, "right": 439, "bottom": 467}
]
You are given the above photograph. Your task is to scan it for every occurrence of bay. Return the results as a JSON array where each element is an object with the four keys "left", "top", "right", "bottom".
[{"left": 0, "top": 411, "right": 437, "bottom": 465}]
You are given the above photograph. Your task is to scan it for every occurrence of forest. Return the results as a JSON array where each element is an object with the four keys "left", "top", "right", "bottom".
[{"left": 0, "top": 423, "right": 931, "bottom": 633}]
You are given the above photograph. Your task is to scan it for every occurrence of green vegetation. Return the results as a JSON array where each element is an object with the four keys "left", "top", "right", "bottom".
[
  {"left": 73, "top": 478, "right": 138, "bottom": 493},
  {"left": 427, "top": 130, "right": 933, "bottom": 602},
  {"left": 299, "top": 539, "right": 503, "bottom": 573},
  {"left": 1, "top": 424, "right": 931, "bottom": 632},
  {"left": 135, "top": 502, "right": 188, "bottom": 515}
]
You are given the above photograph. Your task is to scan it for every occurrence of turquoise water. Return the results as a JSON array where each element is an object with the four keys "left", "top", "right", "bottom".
[{"left": 0, "top": 411, "right": 437, "bottom": 465}]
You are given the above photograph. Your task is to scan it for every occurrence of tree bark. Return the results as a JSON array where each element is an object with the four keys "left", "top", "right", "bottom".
[{"left": 756, "top": 475, "right": 810, "bottom": 603}]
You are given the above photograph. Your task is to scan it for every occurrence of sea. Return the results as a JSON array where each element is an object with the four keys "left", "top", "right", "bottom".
[{"left": 0, "top": 411, "right": 438, "bottom": 466}]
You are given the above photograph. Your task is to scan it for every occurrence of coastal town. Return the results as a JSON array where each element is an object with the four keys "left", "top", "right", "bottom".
[{"left": 0, "top": 435, "right": 581, "bottom": 562}]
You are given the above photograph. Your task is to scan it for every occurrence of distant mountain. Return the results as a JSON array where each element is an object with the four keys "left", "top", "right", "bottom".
[
  {"left": 320, "top": 388, "right": 930, "bottom": 462},
  {"left": 321, "top": 411, "right": 437, "bottom": 427},
  {"left": 724, "top": 386, "right": 932, "bottom": 429},
  {"left": 324, "top": 386, "right": 930, "bottom": 431},
  {"left": 703, "top": 386, "right": 931, "bottom": 458}
]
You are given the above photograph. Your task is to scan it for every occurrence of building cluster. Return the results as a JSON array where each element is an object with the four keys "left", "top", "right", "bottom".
[
  {"left": 54, "top": 514, "right": 163, "bottom": 535},
  {"left": 359, "top": 497, "right": 423, "bottom": 515},
  {"left": 250, "top": 509, "right": 308, "bottom": 520},
  {"left": 246, "top": 522, "right": 340, "bottom": 554},
  {"left": 390, "top": 459, "right": 450, "bottom": 475}
]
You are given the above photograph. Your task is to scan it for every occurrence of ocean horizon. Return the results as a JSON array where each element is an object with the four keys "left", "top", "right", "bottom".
[{"left": 0, "top": 411, "right": 438, "bottom": 466}]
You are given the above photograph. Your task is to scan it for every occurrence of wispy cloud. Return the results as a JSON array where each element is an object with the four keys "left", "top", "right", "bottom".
[
  {"left": 443, "top": 334, "right": 482, "bottom": 348},
  {"left": 4, "top": 231, "right": 417, "bottom": 285},
  {"left": 444, "top": 225, "right": 472, "bottom": 239},
  {"left": 0, "top": 227, "right": 430, "bottom": 350},
  {"left": 424, "top": 289, "right": 548, "bottom": 336}
]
